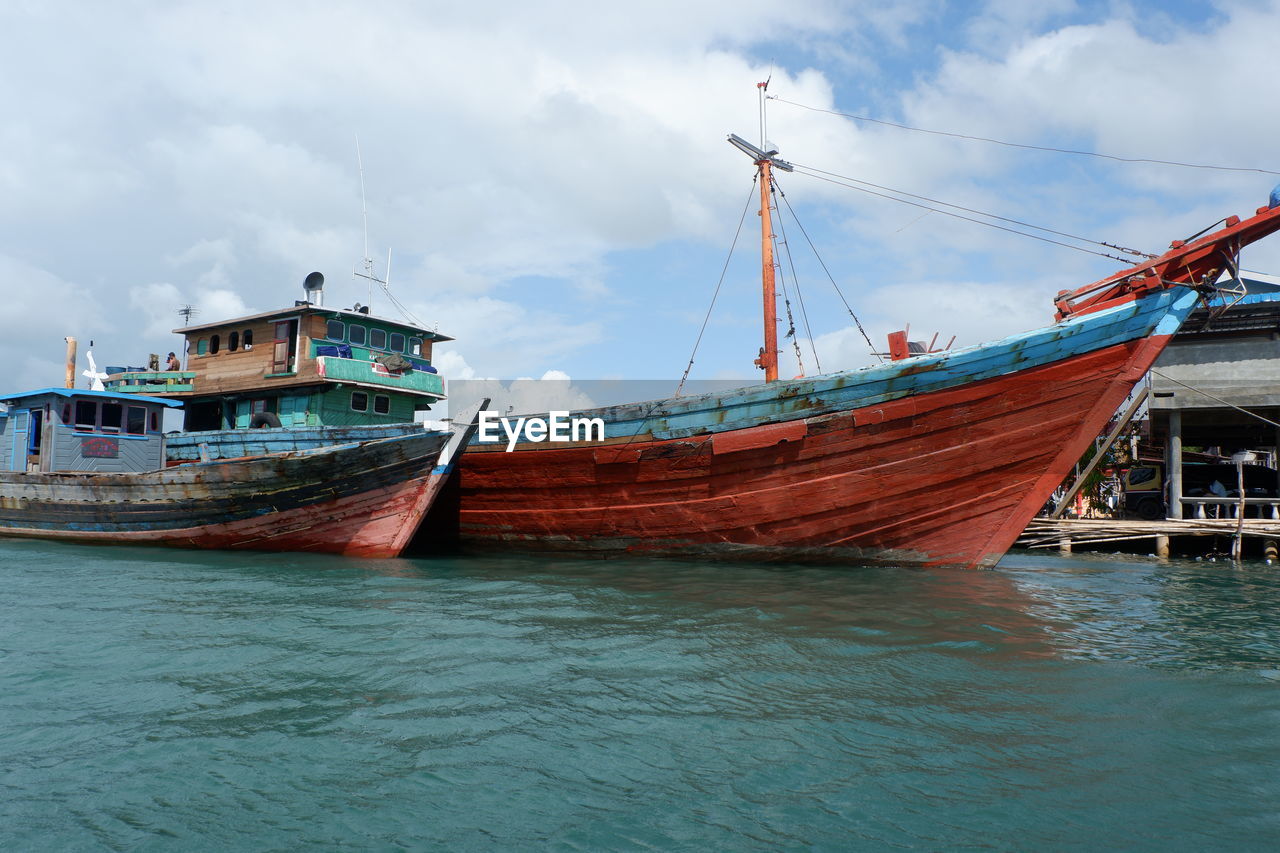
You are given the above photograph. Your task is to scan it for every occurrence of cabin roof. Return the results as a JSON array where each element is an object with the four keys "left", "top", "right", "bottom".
[
  {"left": 0, "top": 387, "right": 184, "bottom": 407},
  {"left": 173, "top": 304, "right": 454, "bottom": 342}
]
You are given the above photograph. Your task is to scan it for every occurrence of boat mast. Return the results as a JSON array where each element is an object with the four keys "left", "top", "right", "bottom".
[
  {"left": 756, "top": 80, "right": 778, "bottom": 381},
  {"left": 758, "top": 153, "right": 779, "bottom": 382},
  {"left": 728, "top": 83, "right": 793, "bottom": 383}
]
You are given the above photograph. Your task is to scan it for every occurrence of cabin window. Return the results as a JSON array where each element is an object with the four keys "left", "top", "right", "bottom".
[
  {"left": 348, "top": 324, "right": 367, "bottom": 346},
  {"left": 326, "top": 320, "right": 345, "bottom": 341},
  {"left": 62, "top": 404, "right": 72, "bottom": 423},
  {"left": 74, "top": 401, "right": 96, "bottom": 430},
  {"left": 210, "top": 334, "right": 221, "bottom": 354},
  {"left": 197, "top": 338, "right": 208, "bottom": 356},
  {"left": 127, "top": 406, "right": 146, "bottom": 435},
  {"left": 389, "top": 332, "right": 405, "bottom": 352},
  {"left": 409, "top": 337, "right": 422, "bottom": 356},
  {"left": 229, "top": 331, "right": 240, "bottom": 352},
  {"left": 351, "top": 391, "right": 368, "bottom": 412},
  {"left": 100, "top": 402, "right": 123, "bottom": 433},
  {"left": 369, "top": 328, "right": 387, "bottom": 349},
  {"left": 150, "top": 412, "right": 159, "bottom": 431},
  {"left": 243, "top": 329, "right": 254, "bottom": 348},
  {"left": 374, "top": 394, "right": 390, "bottom": 414}
]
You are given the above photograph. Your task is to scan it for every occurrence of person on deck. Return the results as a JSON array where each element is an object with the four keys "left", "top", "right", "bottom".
[{"left": 165, "top": 352, "right": 181, "bottom": 385}]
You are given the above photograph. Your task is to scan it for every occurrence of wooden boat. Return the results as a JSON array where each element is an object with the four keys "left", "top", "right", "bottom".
[
  {"left": 455, "top": 141, "right": 1280, "bottom": 568},
  {"left": 103, "top": 284, "right": 448, "bottom": 464},
  {"left": 0, "top": 386, "right": 481, "bottom": 557},
  {"left": 164, "top": 423, "right": 421, "bottom": 463}
]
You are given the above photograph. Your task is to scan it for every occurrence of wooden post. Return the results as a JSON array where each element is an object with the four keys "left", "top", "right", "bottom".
[
  {"left": 758, "top": 158, "right": 778, "bottom": 383},
  {"left": 1058, "top": 537, "right": 1072, "bottom": 554},
  {"left": 1265, "top": 539, "right": 1278, "bottom": 563},
  {"left": 1168, "top": 409, "right": 1183, "bottom": 520},
  {"left": 1233, "top": 460, "right": 1246, "bottom": 561},
  {"left": 1155, "top": 534, "right": 1170, "bottom": 559},
  {"left": 1051, "top": 388, "right": 1149, "bottom": 519},
  {"left": 63, "top": 337, "right": 77, "bottom": 389}
]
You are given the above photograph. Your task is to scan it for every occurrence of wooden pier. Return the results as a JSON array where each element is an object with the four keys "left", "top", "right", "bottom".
[{"left": 1019, "top": 516, "right": 1280, "bottom": 560}]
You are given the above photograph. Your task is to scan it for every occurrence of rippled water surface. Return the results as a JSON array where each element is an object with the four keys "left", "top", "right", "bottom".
[{"left": 3, "top": 542, "right": 1279, "bottom": 850}]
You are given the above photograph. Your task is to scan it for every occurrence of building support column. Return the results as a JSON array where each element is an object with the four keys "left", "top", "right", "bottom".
[
  {"left": 1168, "top": 409, "right": 1183, "bottom": 520},
  {"left": 1274, "top": 425, "right": 1280, "bottom": 502}
]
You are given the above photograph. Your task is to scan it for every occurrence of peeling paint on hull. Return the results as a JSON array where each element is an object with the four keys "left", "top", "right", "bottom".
[
  {"left": 0, "top": 431, "right": 453, "bottom": 557},
  {"left": 458, "top": 288, "right": 1196, "bottom": 569}
]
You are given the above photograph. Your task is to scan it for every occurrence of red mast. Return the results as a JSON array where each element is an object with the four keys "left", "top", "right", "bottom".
[
  {"left": 758, "top": 156, "right": 779, "bottom": 382},
  {"left": 729, "top": 86, "right": 793, "bottom": 383}
]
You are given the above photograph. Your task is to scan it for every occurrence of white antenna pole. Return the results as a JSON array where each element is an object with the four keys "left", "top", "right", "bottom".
[
  {"left": 356, "top": 134, "right": 374, "bottom": 310},
  {"left": 352, "top": 141, "right": 416, "bottom": 324},
  {"left": 759, "top": 79, "right": 767, "bottom": 149}
]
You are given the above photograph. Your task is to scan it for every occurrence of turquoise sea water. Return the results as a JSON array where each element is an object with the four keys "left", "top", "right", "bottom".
[{"left": 2, "top": 541, "right": 1279, "bottom": 850}]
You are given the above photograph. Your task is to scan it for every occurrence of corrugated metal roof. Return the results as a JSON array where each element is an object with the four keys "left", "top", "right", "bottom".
[
  {"left": 0, "top": 387, "right": 184, "bottom": 407},
  {"left": 173, "top": 304, "right": 454, "bottom": 341}
]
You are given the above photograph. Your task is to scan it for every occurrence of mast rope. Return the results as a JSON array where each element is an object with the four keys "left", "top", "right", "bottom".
[
  {"left": 1150, "top": 370, "right": 1280, "bottom": 430},
  {"left": 676, "top": 177, "right": 758, "bottom": 396},
  {"left": 774, "top": 253, "right": 805, "bottom": 376},
  {"left": 770, "top": 96, "right": 1280, "bottom": 176},
  {"left": 770, "top": 181, "right": 821, "bottom": 374},
  {"left": 773, "top": 178, "right": 882, "bottom": 360},
  {"left": 791, "top": 163, "right": 1146, "bottom": 261},
  {"left": 791, "top": 165, "right": 1136, "bottom": 263}
]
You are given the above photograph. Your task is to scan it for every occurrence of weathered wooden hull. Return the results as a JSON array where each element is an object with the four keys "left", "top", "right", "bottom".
[
  {"left": 164, "top": 423, "right": 424, "bottom": 463},
  {"left": 457, "top": 287, "right": 1198, "bottom": 569},
  {"left": 0, "top": 431, "right": 453, "bottom": 557}
]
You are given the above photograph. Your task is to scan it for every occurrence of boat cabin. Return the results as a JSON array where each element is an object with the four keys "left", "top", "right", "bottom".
[
  {"left": 103, "top": 301, "right": 451, "bottom": 433},
  {"left": 0, "top": 388, "right": 180, "bottom": 473}
]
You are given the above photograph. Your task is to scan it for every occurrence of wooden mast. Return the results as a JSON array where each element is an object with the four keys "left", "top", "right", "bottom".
[
  {"left": 758, "top": 156, "right": 779, "bottom": 382},
  {"left": 729, "top": 83, "right": 791, "bottom": 383}
]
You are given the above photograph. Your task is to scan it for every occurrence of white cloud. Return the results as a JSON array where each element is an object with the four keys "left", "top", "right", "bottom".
[
  {"left": 0, "top": 254, "right": 113, "bottom": 389},
  {"left": 3, "top": 0, "right": 1280, "bottom": 400}
]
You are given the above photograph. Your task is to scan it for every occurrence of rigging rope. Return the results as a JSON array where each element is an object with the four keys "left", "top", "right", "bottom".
[
  {"left": 1149, "top": 370, "right": 1280, "bottom": 430},
  {"left": 791, "top": 166, "right": 1135, "bottom": 263},
  {"left": 677, "top": 178, "right": 758, "bottom": 396},
  {"left": 770, "top": 181, "right": 821, "bottom": 373},
  {"left": 775, "top": 259, "right": 805, "bottom": 377},
  {"left": 770, "top": 96, "right": 1280, "bottom": 177},
  {"left": 791, "top": 162, "right": 1152, "bottom": 258},
  {"left": 772, "top": 178, "right": 882, "bottom": 361},
  {"left": 381, "top": 288, "right": 424, "bottom": 328}
]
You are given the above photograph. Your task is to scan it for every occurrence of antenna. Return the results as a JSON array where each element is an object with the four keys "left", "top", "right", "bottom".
[
  {"left": 758, "top": 76, "right": 771, "bottom": 150},
  {"left": 351, "top": 139, "right": 424, "bottom": 327},
  {"left": 177, "top": 305, "right": 198, "bottom": 325},
  {"left": 356, "top": 134, "right": 376, "bottom": 310}
]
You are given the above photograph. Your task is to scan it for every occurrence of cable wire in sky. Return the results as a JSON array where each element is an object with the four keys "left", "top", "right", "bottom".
[
  {"left": 770, "top": 96, "right": 1280, "bottom": 177},
  {"left": 790, "top": 165, "right": 1137, "bottom": 263},
  {"left": 791, "top": 161, "right": 1152, "bottom": 257}
]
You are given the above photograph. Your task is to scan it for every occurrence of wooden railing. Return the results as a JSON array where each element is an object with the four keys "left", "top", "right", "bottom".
[
  {"left": 103, "top": 371, "right": 196, "bottom": 393},
  {"left": 314, "top": 356, "right": 444, "bottom": 396},
  {"left": 1179, "top": 496, "right": 1280, "bottom": 519}
]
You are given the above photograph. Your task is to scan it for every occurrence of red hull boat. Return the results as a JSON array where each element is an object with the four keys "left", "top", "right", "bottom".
[{"left": 455, "top": 131, "right": 1280, "bottom": 568}]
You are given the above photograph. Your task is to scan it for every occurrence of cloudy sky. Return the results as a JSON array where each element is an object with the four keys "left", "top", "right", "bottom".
[{"left": 4, "top": 0, "right": 1280, "bottom": 395}]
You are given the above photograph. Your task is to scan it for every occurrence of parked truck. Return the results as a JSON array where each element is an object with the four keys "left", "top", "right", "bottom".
[{"left": 1123, "top": 461, "right": 1280, "bottom": 519}]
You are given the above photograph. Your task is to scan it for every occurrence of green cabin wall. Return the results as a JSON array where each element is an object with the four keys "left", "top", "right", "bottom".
[
  {"left": 190, "top": 387, "right": 421, "bottom": 430},
  {"left": 316, "top": 388, "right": 417, "bottom": 426}
]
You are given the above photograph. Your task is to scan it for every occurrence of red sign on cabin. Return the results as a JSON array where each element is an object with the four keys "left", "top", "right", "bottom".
[{"left": 81, "top": 436, "right": 120, "bottom": 458}]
